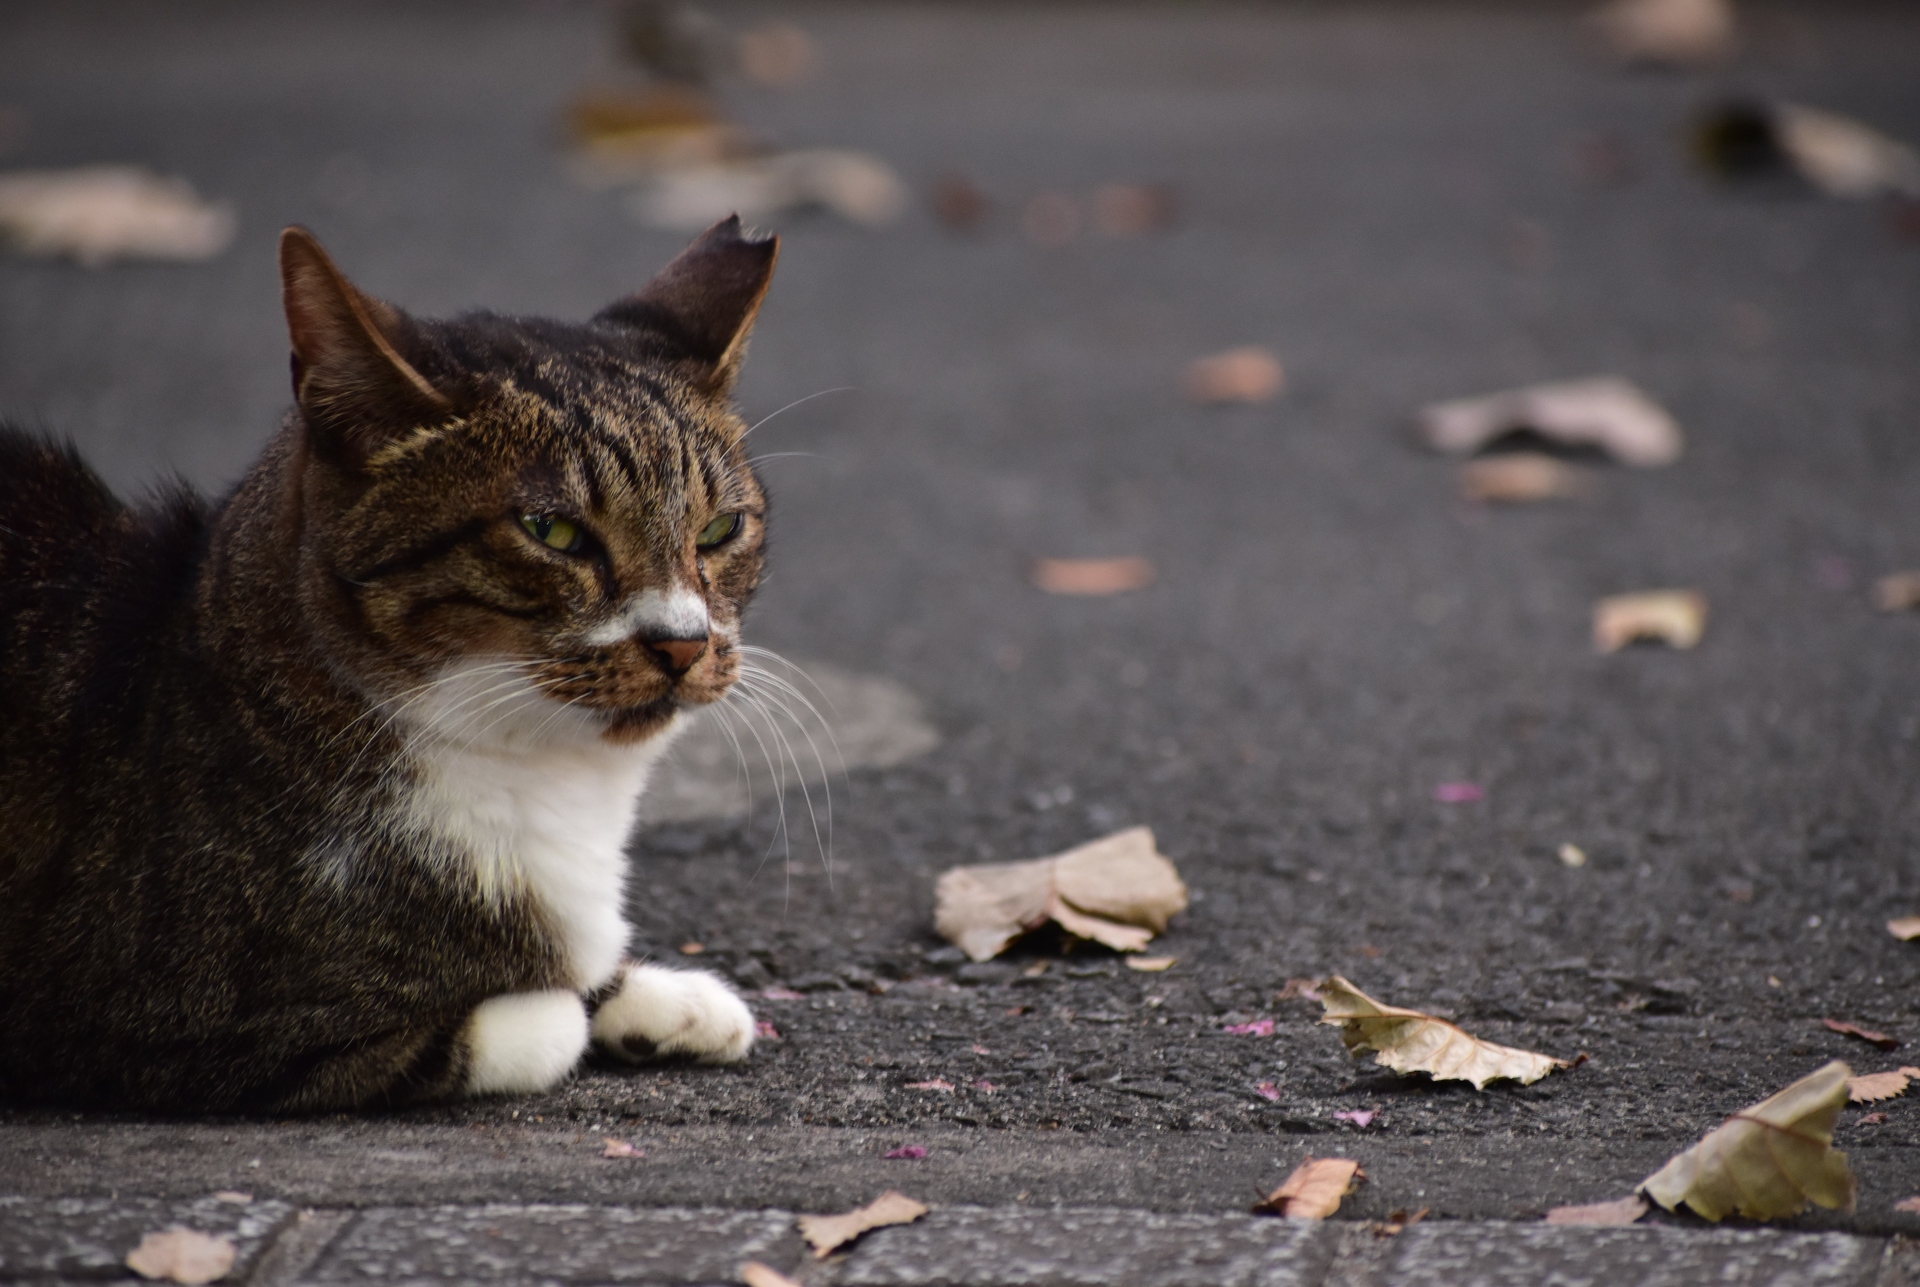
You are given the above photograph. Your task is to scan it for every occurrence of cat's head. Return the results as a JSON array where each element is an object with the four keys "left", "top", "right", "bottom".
[{"left": 276, "top": 218, "right": 777, "bottom": 748}]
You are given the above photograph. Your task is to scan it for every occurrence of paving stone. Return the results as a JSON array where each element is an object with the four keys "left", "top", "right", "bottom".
[
  {"left": 829, "top": 1207, "right": 1337, "bottom": 1287},
  {"left": 0, "top": 1195, "right": 293, "bottom": 1281},
  {"left": 301, "top": 1205, "right": 797, "bottom": 1283},
  {"left": 1379, "top": 1223, "right": 1887, "bottom": 1287}
]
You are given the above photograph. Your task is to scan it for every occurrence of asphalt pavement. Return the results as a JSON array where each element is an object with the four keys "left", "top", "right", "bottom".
[{"left": 2, "top": 0, "right": 1919, "bottom": 1281}]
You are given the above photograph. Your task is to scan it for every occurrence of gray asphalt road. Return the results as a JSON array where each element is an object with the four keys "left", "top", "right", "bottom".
[{"left": 3, "top": 0, "right": 1919, "bottom": 1249}]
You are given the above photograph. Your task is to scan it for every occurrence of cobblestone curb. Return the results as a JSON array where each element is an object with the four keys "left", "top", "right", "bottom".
[{"left": 2, "top": 1198, "right": 1913, "bottom": 1286}]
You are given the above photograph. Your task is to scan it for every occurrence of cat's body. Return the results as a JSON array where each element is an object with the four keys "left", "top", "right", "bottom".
[{"left": 0, "top": 219, "right": 776, "bottom": 1111}]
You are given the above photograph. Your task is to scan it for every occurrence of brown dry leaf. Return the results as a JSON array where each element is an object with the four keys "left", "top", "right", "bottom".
[
  {"left": 1316, "top": 975, "right": 1568, "bottom": 1089},
  {"left": 1775, "top": 104, "right": 1920, "bottom": 200},
  {"left": 1890, "top": 917, "right": 1920, "bottom": 942},
  {"left": 1876, "top": 574, "right": 1920, "bottom": 613},
  {"left": 1642, "top": 1060, "right": 1856, "bottom": 1222},
  {"left": 565, "top": 88, "right": 755, "bottom": 184},
  {"left": 1459, "top": 454, "right": 1588, "bottom": 504},
  {"left": 1031, "top": 557, "right": 1155, "bottom": 596},
  {"left": 739, "top": 1261, "right": 804, "bottom": 1287},
  {"left": 1126, "top": 956, "right": 1176, "bottom": 972},
  {"left": 933, "top": 827, "right": 1187, "bottom": 962},
  {"left": 1847, "top": 1067, "right": 1920, "bottom": 1103},
  {"left": 797, "top": 1191, "right": 929, "bottom": 1258},
  {"left": 0, "top": 166, "right": 235, "bottom": 267},
  {"left": 1252, "top": 1157, "right": 1364, "bottom": 1219},
  {"left": 1585, "top": 0, "right": 1734, "bottom": 65},
  {"left": 125, "top": 1228, "right": 236, "bottom": 1285},
  {"left": 1593, "top": 589, "right": 1708, "bottom": 653},
  {"left": 1420, "top": 377, "right": 1682, "bottom": 468},
  {"left": 736, "top": 22, "right": 817, "bottom": 89},
  {"left": 1545, "top": 1195, "right": 1649, "bottom": 1226},
  {"left": 1823, "top": 1018, "right": 1901, "bottom": 1052},
  {"left": 1184, "top": 347, "right": 1285, "bottom": 405}
]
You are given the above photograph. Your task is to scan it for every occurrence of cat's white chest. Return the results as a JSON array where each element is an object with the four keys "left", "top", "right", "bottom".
[{"left": 397, "top": 693, "right": 678, "bottom": 992}]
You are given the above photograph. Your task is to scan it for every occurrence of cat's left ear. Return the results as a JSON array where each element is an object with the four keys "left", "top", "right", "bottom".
[
  {"left": 595, "top": 215, "right": 779, "bottom": 400},
  {"left": 279, "top": 226, "right": 452, "bottom": 470}
]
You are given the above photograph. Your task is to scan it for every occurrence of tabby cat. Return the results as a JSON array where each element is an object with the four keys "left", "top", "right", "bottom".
[{"left": 0, "top": 217, "right": 777, "bottom": 1111}]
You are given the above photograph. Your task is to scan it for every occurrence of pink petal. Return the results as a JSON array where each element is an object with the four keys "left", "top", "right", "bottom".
[
  {"left": 1223, "top": 1019, "right": 1275, "bottom": 1036},
  {"left": 905, "top": 1078, "right": 955, "bottom": 1092},
  {"left": 754, "top": 1021, "right": 781, "bottom": 1040},
  {"left": 1255, "top": 1082, "right": 1281, "bottom": 1101},
  {"left": 885, "top": 1145, "right": 928, "bottom": 1160},
  {"left": 971, "top": 1044, "right": 992, "bottom": 1055},
  {"left": 1333, "top": 1109, "right": 1377, "bottom": 1128},
  {"left": 601, "top": 1139, "right": 645, "bottom": 1158},
  {"left": 1432, "top": 781, "right": 1484, "bottom": 803},
  {"left": 760, "top": 987, "right": 805, "bottom": 1000},
  {"left": 972, "top": 1080, "right": 999, "bottom": 1092}
]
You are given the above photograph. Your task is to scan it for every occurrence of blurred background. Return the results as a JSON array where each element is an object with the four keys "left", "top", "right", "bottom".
[{"left": 2, "top": 1, "right": 1919, "bottom": 976}]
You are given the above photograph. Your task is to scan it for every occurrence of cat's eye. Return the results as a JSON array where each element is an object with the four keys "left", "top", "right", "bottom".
[
  {"left": 695, "top": 512, "right": 741, "bottom": 550},
  {"left": 520, "top": 513, "right": 584, "bottom": 554}
]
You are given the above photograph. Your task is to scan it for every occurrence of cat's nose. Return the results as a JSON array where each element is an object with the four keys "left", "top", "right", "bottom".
[{"left": 643, "top": 635, "right": 709, "bottom": 677}]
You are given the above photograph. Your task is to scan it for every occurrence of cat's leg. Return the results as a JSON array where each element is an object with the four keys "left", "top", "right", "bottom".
[
  {"left": 460, "top": 990, "right": 591, "bottom": 1095},
  {"left": 590, "top": 961, "right": 755, "bottom": 1063}
]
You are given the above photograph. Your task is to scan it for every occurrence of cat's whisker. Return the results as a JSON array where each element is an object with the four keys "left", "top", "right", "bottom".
[
  {"left": 720, "top": 688, "right": 796, "bottom": 893},
  {"left": 745, "top": 452, "right": 821, "bottom": 469},
  {"left": 740, "top": 386, "right": 854, "bottom": 439},
  {"left": 735, "top": 654, "right": 846, "bottom": 776},
  {"left": 733, "top": 660, "right": 838, "bottom": 872},
  {"left": 702, "top": 700, "right": 758, "bottom": 820},
  {"left": 729, "top": 675, "right": 832, "bottom": 887}
]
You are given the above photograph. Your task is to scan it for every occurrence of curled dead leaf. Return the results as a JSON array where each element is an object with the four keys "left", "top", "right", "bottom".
[
  {"left": 1126, "top": 955, "right": 1176, "bottom": 972},
  {"left": 0, "top": 166, "right": 235, "bottom": 267},
  {"left": 1775, "top": 104, "right": 1920, "bottom": 200},
  {"left": 1847, "top": 1067, "right": 1920, "bottom": 1103},
  {"left": 1593, "top": 589, "right": 1707, "bottom": 652},
  {"left": 1876, "top": 573, "right": 1920, "bottom": 613},
  {"left": 797, "top": 1191, "right": 929, "bottom": 1258},
  {"left": 1823, "top": 1018, "right": 1900, "bottom": 1052},
  {"left": 1316, "top": 976, "right": 1568, "bottom": 1089},
  {"left": 1419, "top": 376, "right": 1682, "bottom": 468},
  {"left": 1585, "top": 0, "right": 1734, "bottom": 66},
  {"left": 933, "top": 827, "right": 1187, "bottom": 962},
  {"left": 740, "top": 1261, "right": 804, "bottom": 1287},
  {"left": 1545, "top": 1195, "right": 1649, "bottom": 1226},
  {"left": 1889, "top": 916, "right": 1920, "bottom": 942},
  {"left": 1184, "top": 347, "right": 1285, "bottom": 405},
  {"left": 1031, "top": 557, "right": 1155, "bottom": 596},
  {"left": 125, "top": 1228, "right": 236, "bottom": 1285},
  {"left": 1459, "top": 453, "right": 1589, "bottom": 504},
  {"left": 1253, "top": 1157, "right": 1364, "bottom": 1219},
  {"left": 1642, "top": 1060, "right": 1856, "bottom": 1222}
]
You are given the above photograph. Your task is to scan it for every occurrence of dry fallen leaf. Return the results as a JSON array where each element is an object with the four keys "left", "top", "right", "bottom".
[
  {"left": 736, "top": 22, "right": 817, "bottom": 89},
  {"left": 602, "top": 1139, "right": 645, "bottom": 1159},
  {"left": 1184, "top": 347, "right": 1285, "bottom": 405},
  {"left": 1545, "top": 1195, "right": 1649, "bottom": 1226},
  {"left": 0, "top": 166, "right": 235, "bottom": 267},
  {"left": 1889, "top": 917, "right": 1920, "bottom": 942},
  {"left": 125, "top": 1228, "right": 236, "bottom": 1285},
  {"left": 1642, "top": 1060, "right": 1856, "bottom": 1222},
  {"left": 1031, "top": 557, "right": 1156, "bottom": 596},
  {"left": 1126, "top": 956, "right": 1176, "bottom": 972},
  {"left": 934, "top": 826, "right": 1188, "bottom": 961},
  {"left": 1847, "top": 1067, "right": 1920, "bottom": 1103},
  {"left": 1876, "top": 573, "right": 1920, "bottom": 613},
  {"left": 1585, "top": 0, "right": 1733, "bottom": 65},
  {"left": 740, "top": 1260, "right": 804, "bottom": 1287},
  {"left": 1092, "top": 183, "right": 1177, "bottom": 237},
  {"left": 564, "top": 88, "right": 752, "bottom": 183},
  {"left": 1774, "top": 104, "right": 1920, "bottom": 200},
  {"left": 1420, "top": 377, "right": 1682, "bottom": 468},
  {"left": 1316, "top": 975, "right": 1569, "bottom": 1089},
  {"left": 1459, "top": 454, "right": 1589, "bottom": 504},
  {"left": 1823, "top": 1018, "right": 1901, "bottom": 1052},
  {"left": 797, "top": 1191, "right": 929, "bottom": 1258},
  {"left": 1253, "top": 1157, "right": 1364, "bottom": 1219},
  {"left": 625, "top": 149, "right": 907, "bottom": 232},
  {"left": 1593, "top": 589, "right": 1708, "bottom": 653}
]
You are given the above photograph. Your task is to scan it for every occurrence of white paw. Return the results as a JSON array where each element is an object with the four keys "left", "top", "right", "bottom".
[
  {"left": 591, "top": 963, "right": 755, "bottom": 1064},
  {"left": 461, "top": 990, "right": 590, "bottom": 1095}
]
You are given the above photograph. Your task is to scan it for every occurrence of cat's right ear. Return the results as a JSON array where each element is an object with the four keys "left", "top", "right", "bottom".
[
  {"left": 279, "top": 226, "right": 451, "bottom": 469},
  {"left": 594, "top": 215, "right": 778, "bottom": 400}
]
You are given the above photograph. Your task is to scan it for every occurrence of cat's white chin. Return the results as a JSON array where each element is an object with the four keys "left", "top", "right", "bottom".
[{"left": 592, "top": 962, "right": 756, "bottom": 1064}]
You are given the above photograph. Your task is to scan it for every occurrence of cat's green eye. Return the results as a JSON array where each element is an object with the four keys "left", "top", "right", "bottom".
[
  {"left": 695, "top": 512, "right": 741, "bottom": 550},
  {"left": 520, "top": 514, "right": 583, "bottom": 554}
]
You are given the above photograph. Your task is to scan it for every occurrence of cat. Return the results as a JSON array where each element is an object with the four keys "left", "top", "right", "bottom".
[{"left": 0, "top": 216, "right": 778, "bottom": 1112}]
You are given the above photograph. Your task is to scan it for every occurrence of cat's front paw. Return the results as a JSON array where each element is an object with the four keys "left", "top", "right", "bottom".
[{"left": 591, "top": 962, "right": 755, "bottom": 1064}]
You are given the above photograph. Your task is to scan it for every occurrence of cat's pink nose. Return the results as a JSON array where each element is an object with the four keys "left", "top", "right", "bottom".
[{"left": 645, "top": 636, "right": 708, "bottom": 676}]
